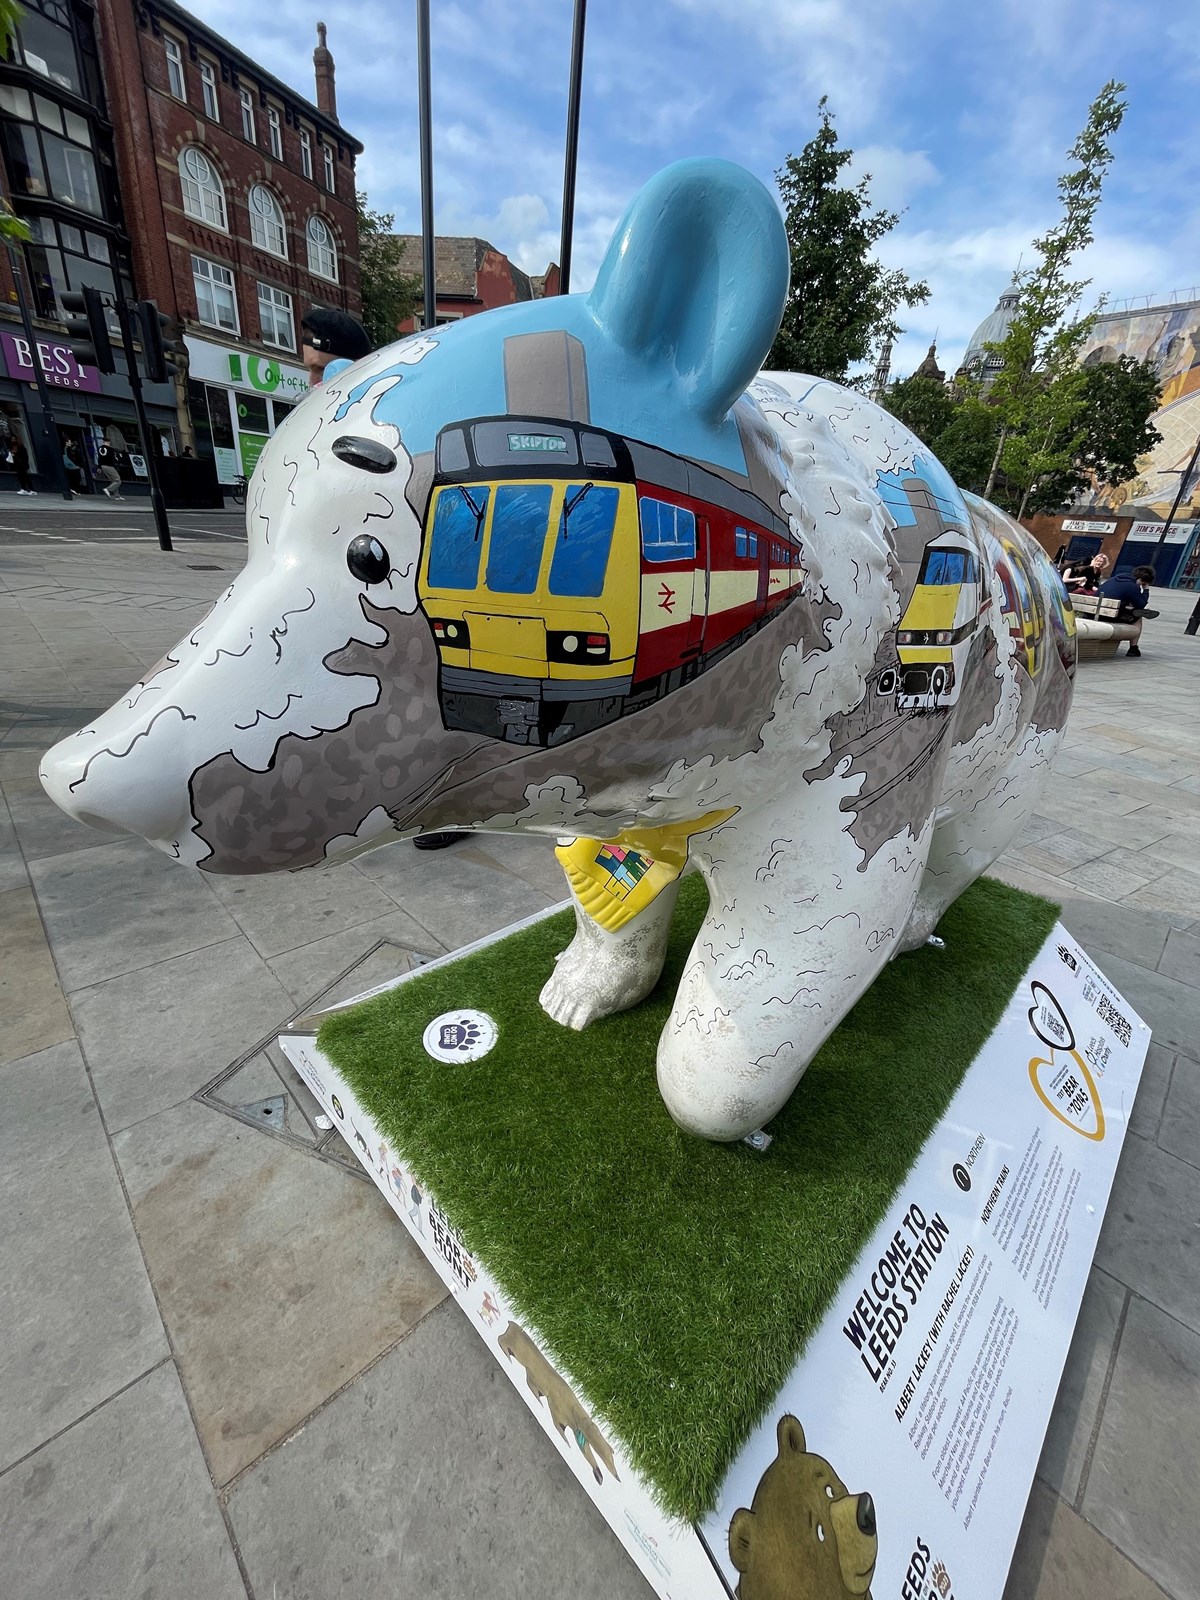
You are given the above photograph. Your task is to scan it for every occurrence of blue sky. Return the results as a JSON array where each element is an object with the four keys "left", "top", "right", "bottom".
[{"left": 187, "top": 0, "right": 1198, "bottom": 381}]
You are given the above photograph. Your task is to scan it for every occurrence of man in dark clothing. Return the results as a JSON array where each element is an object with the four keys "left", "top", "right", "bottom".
[
  {"left": 300, "top": 307, "right": 373, "bottom": 389},
  {"left": 1098, "top": 565, "right": 1157, "bottom": 657}
]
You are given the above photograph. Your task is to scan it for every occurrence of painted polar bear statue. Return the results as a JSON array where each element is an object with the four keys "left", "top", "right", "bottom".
[{"left": 40, "top": 160, "right": 1075, "bottom": 1143}]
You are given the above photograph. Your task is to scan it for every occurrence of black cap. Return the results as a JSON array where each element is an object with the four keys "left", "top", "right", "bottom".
[{"left": 300, "top": 307, "right": 372, "bottom": 362}]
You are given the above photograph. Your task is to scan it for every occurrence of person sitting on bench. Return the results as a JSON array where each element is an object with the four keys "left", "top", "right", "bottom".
[
  {"left": 1098, "top": 565, "right": 1158, "bottom": 657},
  {"left": 1062, "top": 552, "right": 1109, "bottom": 592}
]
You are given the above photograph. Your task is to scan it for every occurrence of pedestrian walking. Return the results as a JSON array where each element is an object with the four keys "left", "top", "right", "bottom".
[
  {"left": 11, "top": 436, "right": 35, "bottom": 495},
  {"left": 96, "top": 456, "right": 124, "bottom": 500},
  {"left": 63, "top": 439, "right": 83, "bottom": 497}
]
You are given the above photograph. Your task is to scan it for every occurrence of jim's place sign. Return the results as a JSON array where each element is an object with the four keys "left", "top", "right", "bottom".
[{"left": 0, "top": 330, "right": 102, "bottom": 393}]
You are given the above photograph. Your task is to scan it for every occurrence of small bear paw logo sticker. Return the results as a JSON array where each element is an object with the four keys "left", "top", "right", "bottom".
[{"left": 423, "top": 1009, "right": 497, "bottom": 1063}]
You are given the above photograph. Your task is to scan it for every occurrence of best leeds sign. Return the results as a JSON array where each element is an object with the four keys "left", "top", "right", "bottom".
[{"left": 0, "top": 331, "right": 102, "bottom": 393}]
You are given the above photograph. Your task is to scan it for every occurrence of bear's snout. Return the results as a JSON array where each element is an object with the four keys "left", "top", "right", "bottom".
[{"left": 855, "top": 1491, "right": 875, "bottom": 1538}]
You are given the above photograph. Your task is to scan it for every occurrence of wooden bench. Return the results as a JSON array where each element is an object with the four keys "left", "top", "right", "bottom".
[{"left": 1069, "top": 592, "right": 1142, "bottom": 659}]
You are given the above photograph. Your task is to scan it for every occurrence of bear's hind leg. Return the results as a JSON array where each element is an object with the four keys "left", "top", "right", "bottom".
[
  {"left": 540, "top": 872, "right": 682, "bottom": 1031},
  {"left": 898, "top": 724, "right": 1062, "bottom": 953}
]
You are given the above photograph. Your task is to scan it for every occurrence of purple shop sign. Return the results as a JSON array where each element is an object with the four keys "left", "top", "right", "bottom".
[{"left": 0, "top": 330, "right": 103, "bottom": 393}]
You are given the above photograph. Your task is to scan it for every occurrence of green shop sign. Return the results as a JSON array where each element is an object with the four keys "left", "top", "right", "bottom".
[{"left": 227, "top": 353, "right": 308, "bottom": 400}]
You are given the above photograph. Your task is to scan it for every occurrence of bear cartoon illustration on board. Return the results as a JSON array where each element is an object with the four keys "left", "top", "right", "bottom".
[
  {"left": 39, "top": 158, "right": 1074, "bottom": 1144},
  {"left": 496, "top": 1320, "right": 618, "bottom": 1484},
  {"left": 729, "top": 1415, "right": 877, "bottom": 1600}
]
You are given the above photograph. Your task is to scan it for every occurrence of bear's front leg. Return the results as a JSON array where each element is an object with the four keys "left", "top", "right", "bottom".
[
  {"left": 540, "top": 871, "right": 682, "bottom": 1032},
  {"left": 657, "top": 805, "right": 925, "bottom": 1142}
]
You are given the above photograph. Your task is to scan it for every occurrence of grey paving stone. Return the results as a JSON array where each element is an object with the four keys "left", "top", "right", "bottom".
[
  {"left": 356, "top": 838, "right": 556, "bottom": 950},
  {"left": 0, "top": 1363, "right": 244, "bottom": 1600},
  {"left": 0, "top": 1041, "right": 167, "bottom": 1471},
  {"left": 205, "top": 858, "right": 399, "bottom": 960},
  {"left": 1128, "top": 1043, "right": 1176, "bottom": 1140},
  {"left": 269, "top": 925, "right": 438, "bottom": 1012},
  {"left": 227, "top": 1301, "right": 653, "bottom": 1600},
  {"left": 476, "top": 830, "right": 574, "bottom": 902},
  {"left": 1074, "top": 859, "right": 1158, "bottom": 900},
  {"left": 1087, "top": 951, "right": 1199, "bottom": 1056},
  {"left": 1036, "top": 1268, "right": 1127, "bottom": 1503},
  {"left": 1158, "top": 1052, "right": 1200, "bottom": 1171},
  {"left": 1016, "top": 829, "right": 1113, "bottom": 874},
  {"left": 71, "top": 933, "right": 292, "bottom": 1132},
  {"left": 1058, "top": 896, "right": 1172, "bottom": 974},
  {"left": 1003, "top": 1480, "right": 1169, "bottom": 1600},
  {"left": 1159, "top": 927, "right": 1200, "bottom": 990},
  {"left": 0, "top": 885, "right": 73, "bottom": 1066},
  {"left": 1083, "top": 1297, "right": 1200, "bottom": 1600},
  {"left": 1096, "top": 1136, "right": 1200, "bottom": 1336},
  {"left": 114, "top": 1099, "right": 446, "bottom": 1486},
  {"left": 30, "top": 836, "right": 238, "bottom": 992}
]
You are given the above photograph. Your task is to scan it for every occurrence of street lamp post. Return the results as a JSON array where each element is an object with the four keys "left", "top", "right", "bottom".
[
  {"left": 558, "top": 0, "right": 587, "bottom": 295},
  {"left": 1152, "top": 430, "right": 1200, "bottom": 583}
]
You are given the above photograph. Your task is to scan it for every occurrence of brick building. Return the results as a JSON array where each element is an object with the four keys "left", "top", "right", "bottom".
[
  {"left": 95, "top": 0, "right": 363, "bottom": 480},
  {"left": 0, "top": 0, "right": 178, "bottom": 491},
  {"left": 393, "top": 235, "right": 558, "bottom": 334}
]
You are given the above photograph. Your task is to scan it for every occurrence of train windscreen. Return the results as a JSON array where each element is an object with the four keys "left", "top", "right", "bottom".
[
  {"left": 472, "top": 420, "right": 579, "bottom": 468},
  {"left": 919, "top": 549, "right": 975, "bottom": 585},
  {"left": 549, "top": 484, "right": 619, "bottom": 597},
  {"left": 486, "top": 485, "right": 554, "bottom": 595},
  {"left": 428, "top": 486, "right": 490, "bottom": 589}
]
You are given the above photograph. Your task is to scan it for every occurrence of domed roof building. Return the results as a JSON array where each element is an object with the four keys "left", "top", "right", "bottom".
[{"left": 959, "top": 275, "right": 1021, "bottom": 382}]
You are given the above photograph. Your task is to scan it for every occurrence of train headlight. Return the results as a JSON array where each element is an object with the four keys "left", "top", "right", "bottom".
[
  {"left": 897, "top": 630, "right": 913, "bottom": 645},
  {"left": 430, "top": 618, "right": 470, "bottom": 648},
  {"left": 562, "top": 635, "right": 579, "bottom": 653},
  {"left": 935, "top": 630, "right": 952, "bottom": 645}
]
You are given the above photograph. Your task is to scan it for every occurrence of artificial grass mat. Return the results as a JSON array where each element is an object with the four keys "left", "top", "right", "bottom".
[{"left": 317, "top": 874, "right": 1059, "bottom": 1524}]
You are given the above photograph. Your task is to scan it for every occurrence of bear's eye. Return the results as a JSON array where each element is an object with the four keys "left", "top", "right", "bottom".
[
  {"left": 816, "top": 1524, "right": 825, "bottom": 1543},
  {"left": 825, "top": 1484, "right": 834, "bottom": 1499},
  {"left": 332, "top": 434, "right": 396, "bottom": 473},
  {"left": 347, "top": 535, "right": 391, "bottom": 584}
]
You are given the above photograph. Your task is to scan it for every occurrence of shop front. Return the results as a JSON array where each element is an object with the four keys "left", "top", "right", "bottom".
[
  {"left": 184, "top": 336, "right": 308, "bottom": 484},
  {"left": 0, "top": 322, "right": 177, "bottom": 491}
]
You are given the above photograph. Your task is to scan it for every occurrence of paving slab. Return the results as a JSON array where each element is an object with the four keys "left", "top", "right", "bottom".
[
  {"left": 1085, "top": 950, "right": 1199, "bottom": 1057},
  {"left": 1158, "top": 1051, "right": 1200, "bottom": 1171},
  {"left": 30, "top": 836, "right": 240, "bottom": 992},
  {"left": 226, "top": 1300, "right": 652, "bottom": 1600},
  {"left": 265, "top": 915, "right": 442, "bottom": 1009},
  {"left": 0, "top": 885, "right": 72, "bottom": 1065},
  {"left": 1002, "top": 1481, "right": 1169, "bottom": 1600},
  {"left": 1058, "top": 895, "right": 1172, "bottom": 974},
  {"left": 1159, "top": 927, "right": 1200, "bottom": 990},
  {"left": 113, "top": 1098, "right": 446, "bottom": 1486},
  {"left": 1096, "top": 1135, "right": 1200, "bottom": 1337},
  {"left": 355, "top": 837, "right": 557, "bottom": 949},
  {"left": 70, "top": 933, "right": 293, "bottom": 1133},
  {"left": 206, "top": 859, "right": 399, "bottom": 960},
  {"left": 1083, "top": 1296, "right": 1200, "bottom": 1600},
  {"left": 1128, "top": 1043, "right": 1176, "bottom": 1140},
  {"left": 0, "top": 1040, "right": 166, "bottom": 1471},
  {"left": 1036, "top": 1267, "right": 1127, "bottom": 1503},
  {"left": 0, "top": 1363, "right": 244, "bottom": 1600}
]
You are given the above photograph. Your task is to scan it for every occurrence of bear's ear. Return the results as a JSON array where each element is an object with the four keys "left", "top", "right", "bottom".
[
  {"left": 728, "top": 1508, "right": 755, "bottom": 1572},
  {"left": 587, "top": 159, "right": 789, "bottom": 426},
  {"left": 778, "top": 1414, "right": 807, "bottom": 1455}
]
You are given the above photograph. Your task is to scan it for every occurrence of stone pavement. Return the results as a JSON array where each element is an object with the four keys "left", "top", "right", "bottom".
[{"left": 1, "top": 537, "right": 1197, "bottom": 1600}]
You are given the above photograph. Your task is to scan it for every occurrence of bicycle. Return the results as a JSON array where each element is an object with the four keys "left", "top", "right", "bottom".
[{"left": 228, "top": 474, "right": 249, "bottom": 505}]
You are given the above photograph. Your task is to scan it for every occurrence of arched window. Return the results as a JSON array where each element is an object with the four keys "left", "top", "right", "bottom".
[
  {"left": 306, "top": 214, "right": 337, "bottom": 282},
  {"left": 178, "top": 147, "right": 226, "bottom": 230},
  {"left": 249, "top": 184, "right": 287, "bottom": 258}
]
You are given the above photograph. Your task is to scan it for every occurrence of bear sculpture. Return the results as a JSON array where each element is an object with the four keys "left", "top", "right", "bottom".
[
  {"left": 39, "top": 159, "right": 1074, "bottom": 1143},
  {"left": 729, "top": 1415, "right": 877, "bottom": 1600}
]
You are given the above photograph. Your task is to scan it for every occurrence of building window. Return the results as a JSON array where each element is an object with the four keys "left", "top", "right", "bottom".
[
  {"left": 299, "top": 128, "right": 312, "bottom": 179},
  {"left": 322, "top": 142, "right": 335, "bottom": 193},
  {"left": 11, "top": 6, "right": 84, "bottom": 95},
  {"left": 22, "top": 214, "right": 122, "bottom": 323},
  {"left": 305, "top": 214, "right": 336, "bottom": 281},
  {"left": 164, "top": 37, "right": 185, "bottom": 100},
  {"left": 192, "top": 254, "right": 238, "bottom": 332},
  {"left": 179, "top": 147, "right": 227, "bottom": 229},
  {"left": 199, "top": 60, "right": 218, "bottom": 121},
  {"left": 248, "top": 184, "right": 286, "bottom": 258},
  {"left": 267, "top": 106, "right": 282, "bottom": 160},
  {"left": 0, "top": 90, "right": 103, "bottom": 214},
  {"left": 257, "top": 282, "right": 294, "bottom": 350},
  {"left": 239, "top": 87, "right": 256, "bottom": 142}
]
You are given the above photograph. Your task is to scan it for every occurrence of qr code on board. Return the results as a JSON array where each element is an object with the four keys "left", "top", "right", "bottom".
[{"left": 1097, "top": 991, "right": 1132, "bottom": 1046}]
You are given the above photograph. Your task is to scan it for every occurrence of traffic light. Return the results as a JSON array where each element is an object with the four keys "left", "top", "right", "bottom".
[
  {"left": 60, "top": 287, "right": 116, "bottom": 374},
  {"left": 136, "top": 301, "right": 187, "bottom": 383}
]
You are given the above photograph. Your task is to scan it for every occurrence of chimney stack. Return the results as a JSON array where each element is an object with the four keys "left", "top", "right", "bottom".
[{"left": 314, "top": 21, "right": 336, "bottom": 118}]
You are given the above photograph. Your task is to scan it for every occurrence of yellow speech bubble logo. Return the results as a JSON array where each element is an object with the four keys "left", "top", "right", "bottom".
[{"left": 1028, "top": 1047, "right": 1105, "bottom": 1141}]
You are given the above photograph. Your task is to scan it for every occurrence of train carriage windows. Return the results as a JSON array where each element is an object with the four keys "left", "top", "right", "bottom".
[
  {"left": 427, "top": 485, "right": 491, "bottom": 590},
  {"left": 735, "top": 527, "right": 748, "bottom": 558},
  {"left": 549, "top": 483, "right": 620, "bottom": 597},
  {"left": 749, "top": 531, "right": 758, "bottom": 557},
  {"left": 640, "top": 497, "right": 697, "bottom": 564},
  {"left": 486, "top": 484, "right": 553, "bottom": 595}
]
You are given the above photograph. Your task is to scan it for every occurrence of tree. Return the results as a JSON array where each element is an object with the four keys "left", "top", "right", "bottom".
[
  {"left": 982, "top": 81, "right": 1127, "bottom": 514},
  {"left": 882, "top": 373, "right": 1002, "bottom": 495},
  {"left": 880, "top": 372, "right": 956, "bottom": 447},
  {"left": 1076, "top": 354, "right": 1162, "bottom": 487},
  {"left": 766, "top": 100, "right": 929, "bottom": 382},
  {"left": 355, "top": 191, "right": 422, "bottom": 349}
]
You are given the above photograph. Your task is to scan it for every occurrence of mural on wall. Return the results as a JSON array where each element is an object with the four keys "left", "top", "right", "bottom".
[
  {"left": 1077, "top": 299, "right": 1200, "bottom": 520},
  {"left": 39, "top": 158, "right": 1075, "bottom": 1144}
]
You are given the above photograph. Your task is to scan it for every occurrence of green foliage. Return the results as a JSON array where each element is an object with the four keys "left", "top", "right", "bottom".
[
  {"left": 1076, "top": 355, "right": 1163, "bottom": 486},
  {"left": 983, "top": 82, "right": 1128, "bottom": 513},
  {"left": 355, "top": 190, "right": 422, "bottom": 349},
  {"left": 0, "top": 0, "right": 28, "bottom": 246},
  {"left": 882, "top": 373, "right": 957, "bottom": 448},
  {"left": 318, "top": 873, "right": 1059, "bottom": 1523},
  {"left": 766, "top": 100, "right": 929, "bottom": 382}
]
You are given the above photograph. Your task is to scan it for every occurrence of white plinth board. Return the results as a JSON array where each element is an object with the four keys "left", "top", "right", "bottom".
[{"left": 278, "top": 911, "right": 1149, "bottom": 1600}]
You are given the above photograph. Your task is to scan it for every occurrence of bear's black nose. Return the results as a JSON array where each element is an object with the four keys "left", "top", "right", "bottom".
[{"left": 856, "top": 1492, "right": 876, "bottom": 1537}]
